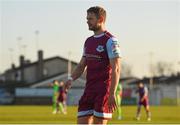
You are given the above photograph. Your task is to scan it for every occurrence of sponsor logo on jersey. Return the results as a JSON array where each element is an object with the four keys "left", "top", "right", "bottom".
[
  {"left": 85, "top": 54, "right": 102, "bottom": 59},
  {"left": 96, "top": 45, "right": 104, "bottom": 52}
]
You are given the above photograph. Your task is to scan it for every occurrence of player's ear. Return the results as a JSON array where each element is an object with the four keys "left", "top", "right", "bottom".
[{"left": 98, "top": 16, "right": 104, "bottom": 23}]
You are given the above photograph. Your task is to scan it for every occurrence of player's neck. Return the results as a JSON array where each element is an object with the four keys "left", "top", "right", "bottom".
[{"left": 94, "top": 26, "right": 106, "bottom": 36}]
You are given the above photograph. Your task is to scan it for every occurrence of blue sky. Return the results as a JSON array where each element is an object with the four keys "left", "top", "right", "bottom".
[{"left": 0, "top": 0, "right": 179, "bottom": 78}]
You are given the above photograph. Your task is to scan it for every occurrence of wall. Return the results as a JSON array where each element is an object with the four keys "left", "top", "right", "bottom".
[{"left": 2, "top": 84, "right": 179, "bottom": 105}]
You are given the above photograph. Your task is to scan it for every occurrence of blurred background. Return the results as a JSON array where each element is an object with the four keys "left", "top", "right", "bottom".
[{"left": 0, "top": 0, "right": 179, "bottom": 123}]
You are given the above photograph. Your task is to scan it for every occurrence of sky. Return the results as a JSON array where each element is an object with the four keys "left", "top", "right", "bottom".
[{"left": 0, "top": 0, "right": 180, "bottom": 78}]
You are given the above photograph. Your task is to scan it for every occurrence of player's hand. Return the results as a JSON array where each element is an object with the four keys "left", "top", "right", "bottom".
[
  {"left": 108, "top": 94, "right": 117, "bottom": 112},
  {"left": 64, "top": 79, "right": 72, "bottom": 92},
  {"left": 141, "top": 98, "right": 144, "bottom": 102}
]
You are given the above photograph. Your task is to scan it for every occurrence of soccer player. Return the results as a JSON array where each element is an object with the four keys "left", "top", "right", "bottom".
[
  {"left": 51, "top": 80, "right": 60, "bottom": 114},
  {"left": 57, "top": 81, "right": 67, "bottom": 114},
  {"left": 65, "top": 6, "right": 122, "bottom": 124},
  {"left": 115, "top": 82, "right": 122, "bottom": 120},
  {"left": 136, "top": 82, "right": 151, "bottom": 121}
]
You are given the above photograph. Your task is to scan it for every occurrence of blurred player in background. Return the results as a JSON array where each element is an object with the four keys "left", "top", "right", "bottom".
[
  {"left": 115, "top": 82, "right": 123, "bottom": 120},
  {"left": 51, "top": 80, "right": 59, "bottom": 114},
  {"left": 57, "top": 81, "right": 67, "bottom": 114},
  {"left": 136, "top": 82, "right": 151, "bottom": 121},
  {"left": 51, "top": 80, "right": 67, "bottom": 114}
]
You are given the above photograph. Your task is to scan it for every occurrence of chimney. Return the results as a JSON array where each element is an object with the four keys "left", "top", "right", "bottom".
[
  {"left": 19, "top": 55, "right": 25, "bottom": 67},
  {"left": 38, "top": 50, "right": 43, "bottom": 62},
  {"left": 19, "top": 55, "right": 25, "bottom": 82},
  {"left": 37, "top": 50, "right": 44, "bottom": 80},
  {"left": 11, "top": 63, "right": 16, "bottom": 70}
]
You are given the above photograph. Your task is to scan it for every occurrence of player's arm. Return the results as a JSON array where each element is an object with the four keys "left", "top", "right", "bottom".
[
  {"left": 109, "top": 59, "right": 121, "bottom": 94},
  {"left": 108, "top": 57, "right": 121, "bottom": 111},
  {"left": 106, "top": 37, "right": 122, "bottom": 112},
  {"left": 135, "top": 89, "right": 138, "bottom": 93},
  {"left": 65, "top": 57, "right": 86, "bottom": 91},
  {"left": 70, "top": 57, "right": 86, "bottom": 81},
  {"left": 141, "top": 95, "right": 146, "bottom": 102},
  {"left": 141, "top": 87, "right": 148, "bottom": 102}
]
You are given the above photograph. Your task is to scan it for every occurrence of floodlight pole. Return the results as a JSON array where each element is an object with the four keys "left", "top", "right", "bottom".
[{"left": 68, "top": 51, "right": 72, "bottom": 79}]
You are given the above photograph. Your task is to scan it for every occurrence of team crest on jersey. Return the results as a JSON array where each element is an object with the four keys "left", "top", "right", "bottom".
[{"left": 96, "top": 45, "right": 104, "bottom": 52}]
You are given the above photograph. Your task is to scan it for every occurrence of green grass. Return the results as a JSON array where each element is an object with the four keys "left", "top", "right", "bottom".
[{"left": 0, "top": 105, "right": 179, "bottom": 124}]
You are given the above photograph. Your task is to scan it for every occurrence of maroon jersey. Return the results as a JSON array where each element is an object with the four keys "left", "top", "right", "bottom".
[
  {"left": 137, "top": 86, "right": 149, "bottom": 107},
  {"left": 58, "top": 86, "right": 66, "bottom": 102},
  {"left": 138, "top": 86, "right": 148, "bottom": 99},
  {"left": 83, "top": 31, "right": 121, "bottom": 94}
]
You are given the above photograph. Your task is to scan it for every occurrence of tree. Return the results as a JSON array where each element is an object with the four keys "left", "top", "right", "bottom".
[
  {"left": 154, "top": 61, "right": 174, "bottom": 76},
  {"left": 121, "top": 62, "right": 133, "bottom": 77}
]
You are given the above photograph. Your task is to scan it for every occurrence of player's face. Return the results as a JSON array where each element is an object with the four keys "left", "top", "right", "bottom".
[
  {"left": 86, "top": 12, "right": 101, "bottom": 31},
  {"left": 138, "top": 83, "right": 143, "bottom": 88},
  {"left": 54, "top": 81, "right": 59, "bottom": 85},
  {"left": 59, "top": 82, "right": 64, "bottom": 86}
]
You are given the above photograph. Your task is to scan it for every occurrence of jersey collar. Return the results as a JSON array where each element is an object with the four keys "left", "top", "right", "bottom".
[{"left": 93, "top": 31, "right": 107, "bottom": 38}]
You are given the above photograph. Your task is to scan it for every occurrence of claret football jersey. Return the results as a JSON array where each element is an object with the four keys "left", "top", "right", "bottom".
[{"left": 83, "top": 31, "right": 122, "bottom": 94}]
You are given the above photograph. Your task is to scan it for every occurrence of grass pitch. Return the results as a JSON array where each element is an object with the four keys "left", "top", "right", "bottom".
[{"left": 0, "top": 105, "right": 179, "bottom": 124}]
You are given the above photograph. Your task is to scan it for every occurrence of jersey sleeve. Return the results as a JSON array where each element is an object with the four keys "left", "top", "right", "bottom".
[
  {"left": 144, "top": 86, "right": 148, "bottom": 96},
  {"left": 82, "top": 46, "right": 86, "bottom": 57},
  {"left": 82, "top": 41, "right": 86, "bottom": 57},
  {"left": 106, "top": 37, "right": 122, "bottom": 59}
]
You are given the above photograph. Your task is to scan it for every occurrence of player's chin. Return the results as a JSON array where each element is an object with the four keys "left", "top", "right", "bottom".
[
  {"left": 88, "top": 25, "right": 94, "bottom": 30},
  {"left": 88, "top": 27, "right": 93, "bottom": 31}
]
